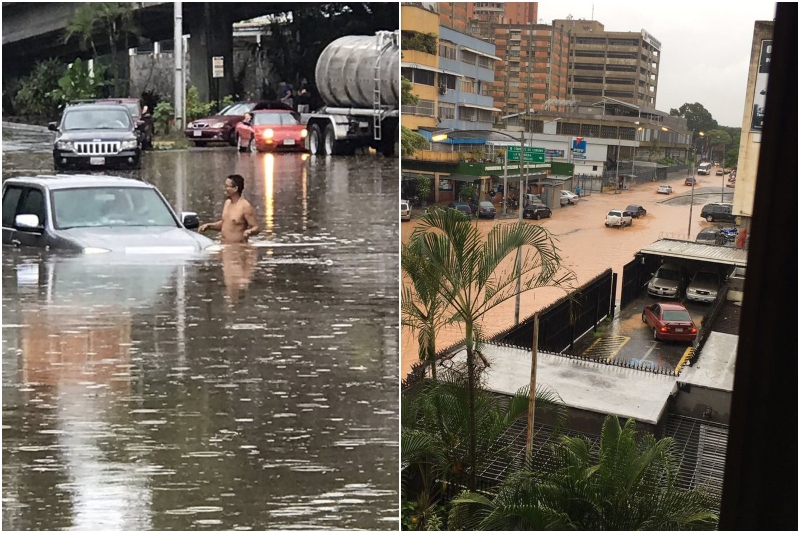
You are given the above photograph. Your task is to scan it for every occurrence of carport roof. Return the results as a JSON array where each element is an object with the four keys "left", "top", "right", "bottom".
[{"left": 638, "top": 239, "right": 747, "bottom": 266}]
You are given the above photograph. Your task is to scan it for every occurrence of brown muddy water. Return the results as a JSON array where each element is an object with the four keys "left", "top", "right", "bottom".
[{"left": 2, "top": 147, "right": 400, "bottom": 530}]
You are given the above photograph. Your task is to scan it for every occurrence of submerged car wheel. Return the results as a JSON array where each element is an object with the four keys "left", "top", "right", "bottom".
[
  {"left": 534, "top": 212, "right": 541, "bottom": 220},
  {"left": 653, "top": 328, "right": 659, "bottom": 341},
  {"left": 642, "top": 312, "right": 647, "bottom": 323}
]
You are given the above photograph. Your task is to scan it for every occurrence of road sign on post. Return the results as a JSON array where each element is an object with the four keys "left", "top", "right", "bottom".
[
  {"left": 212, "top": 56, "right": 224, "bottom": 78},
  {"left": 507, "top": 145, "right": 545, "bottom": 163}
]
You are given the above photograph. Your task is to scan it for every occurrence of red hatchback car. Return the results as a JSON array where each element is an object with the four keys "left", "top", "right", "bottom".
[
  {"left": 235, "top": 110, "right": 308, "bottom": 153},
  {"left": 642, "top": 302, "right": 698, "bottom": 342}
]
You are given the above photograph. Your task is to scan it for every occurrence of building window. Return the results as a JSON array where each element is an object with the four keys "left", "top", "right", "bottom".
[
  {"left": 607, "top": 51, "right": 638, "bottom": 60},
  {"left": 574, "top": 63, "right": 605, "bottom": 71},
  {"left": 574, "top": 50, "right": 605, "bottom": 58},
  {"left": 573, "top": 76, "right": 603, "bottom": 84},
  {"left": 461, "top": 50, "right": 477, "bottom": 65},
  {"left": 605, "top": 90, "right": 634, "bottom": 98},
  {"left": 608, "top": 38, "right": 640, "bottom": 46},
  {"left": 437, "top": 102, "right": 456, "bottom": 120},
  {"left": 461, "top": 78, "right": 475, "bottom": 94},
  {"left": 401, "top": 99, "right": 436, "bottom": 117},
  {"left": 439, "top": 40, "right": 457, "bottom": 61},
  {"left": 477, "top": 55, "right": 491, "bottom": 69},
  {"left": 576, "top": 37, "right": 606, "bottom": 45},
  {"left": 401, "top": 67, "right": 436, "bottom": 86},
  {"left": 440, "top": 73, "right": 457, "bottom": 90},
  {"left": 606, "top": 78, "right": 635, "bottom": 85}
]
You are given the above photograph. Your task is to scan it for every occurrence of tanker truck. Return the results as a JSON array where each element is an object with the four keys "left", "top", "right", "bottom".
[{"left": 303, "top": 30, "right": 399, "bottom": 157}]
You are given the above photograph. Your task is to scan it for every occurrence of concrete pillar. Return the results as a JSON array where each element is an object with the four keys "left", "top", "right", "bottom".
[{"left": 187, "top": 3, "right": 234, "bottom": 105}]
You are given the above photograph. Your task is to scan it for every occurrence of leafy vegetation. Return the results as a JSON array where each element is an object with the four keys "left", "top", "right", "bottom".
[
  {"left": 152, "top": 101, "right": 174, "bottom": 135},
  {"left": 49, "top": 58, "right": 108, "bottom": 104},
  {"left": 401, "top": 30, "right": 438, "bottom": 55},
  {"left": 8, "top": 59, "right": 67, "bottom": 120}
]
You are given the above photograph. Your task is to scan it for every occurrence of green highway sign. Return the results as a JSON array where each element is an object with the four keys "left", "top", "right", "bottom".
[{"left": 506, "top": 146, "right": 546, "bottom": 163}]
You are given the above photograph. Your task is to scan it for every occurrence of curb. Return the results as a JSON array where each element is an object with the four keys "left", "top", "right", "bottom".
[{"left": 2, "top": 122, "right": 51, "bottom": 133}]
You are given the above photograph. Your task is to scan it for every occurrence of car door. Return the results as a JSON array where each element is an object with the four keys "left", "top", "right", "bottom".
[
  {"left": 3, "top": 186, "right": 50, "bottom": 248},
  {"left": 646, "top": 303, "right": 661, "bottom": 329}
]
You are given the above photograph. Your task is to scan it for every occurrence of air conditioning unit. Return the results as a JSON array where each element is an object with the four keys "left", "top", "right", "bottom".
[{"left": 438, "top": 86, "right": 448, "bottom": 95}]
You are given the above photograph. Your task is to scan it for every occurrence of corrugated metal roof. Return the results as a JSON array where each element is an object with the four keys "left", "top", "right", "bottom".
[{"left": 639, "top": 239, "right": 748, "bottom": 266}]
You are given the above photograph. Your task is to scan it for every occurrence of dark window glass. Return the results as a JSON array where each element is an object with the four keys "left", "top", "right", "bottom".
[
  {"left": 2, "top": 186, "right": 24, "bottom": 227},
  {"left": 19, "top": 189, "right": 46, "bottom": 224}
]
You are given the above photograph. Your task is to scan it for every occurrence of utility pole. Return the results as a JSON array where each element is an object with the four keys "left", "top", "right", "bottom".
[
  {"left": 173, "top": 2, "right": 184, "bottom": 131},
  {"left": 525, "top": 314, "right": 540, "bottom": 460},
  {"left": 514, "top": 129, "right": 524, "bottom": 325}
]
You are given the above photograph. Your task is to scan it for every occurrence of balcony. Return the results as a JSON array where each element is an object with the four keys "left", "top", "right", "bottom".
[{"left": 406, "top": 149, "right": 462, "bottom": 163}]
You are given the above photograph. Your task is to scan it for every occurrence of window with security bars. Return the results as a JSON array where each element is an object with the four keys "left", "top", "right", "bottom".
[
  {"left": 437, "top": 102, "right": 455, "bottom": 120},
  {"left": 439, "top": 41, "right": 457, "bottom": 60}
]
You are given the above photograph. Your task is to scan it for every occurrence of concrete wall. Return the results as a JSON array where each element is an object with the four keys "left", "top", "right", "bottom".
[
  {"left": 734, "top": 21, "right": 774, "bottom": 220},
  {"left": 672, "top": 385, "right": 733, "bottom": 425}
]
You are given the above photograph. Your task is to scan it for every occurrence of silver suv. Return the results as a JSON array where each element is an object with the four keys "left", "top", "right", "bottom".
[
  {"left": 605, "top": 209, "right": 633, "bottom": 228},
  {"left": 647, "top": 263, "right": 688, "bottom": 299}
]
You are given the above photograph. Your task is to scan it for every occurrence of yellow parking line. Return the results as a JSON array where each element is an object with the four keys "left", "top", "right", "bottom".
[
  {"left": 675, "top": 347, "right": 694, "bottom": 373},
  {"left": 605, "top": 336, "right": 631, "bottom": 362}
]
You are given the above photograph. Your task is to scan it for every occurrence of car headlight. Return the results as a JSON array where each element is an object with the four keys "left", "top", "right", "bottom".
[
  {"left": 211, "top": 122, "right": 226, "bottom": 129},
  {"left": 263, "top": 128, "right": 274, "bottom": 139},
  {"left": 120, "top": 140, "right": 138, "bottom": 150},
  {"left": 300, "top": 129, "right": 308, "bottom": 138},
  {"left": 204, "top": 244, "right": 224, "bottom": 253},
  {"left": 83, "top": 247, "right": 111, "bottom": 254},
  {"left": 56, "top": 141, "right": 74, "bottom": 151}
]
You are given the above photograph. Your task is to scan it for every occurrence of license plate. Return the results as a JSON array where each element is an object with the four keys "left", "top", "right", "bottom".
[
  {"left": 283, "top": 139, "right": 295, "bottom": 146},
  {"left": 675, "top": 328, "right": 684, "bottom": 333},
  {"left": 194, "top": 130, "right": 202, "bottom": 137},
  {"left": 89, "top": 157, "right": 105, "bottom": 165}
]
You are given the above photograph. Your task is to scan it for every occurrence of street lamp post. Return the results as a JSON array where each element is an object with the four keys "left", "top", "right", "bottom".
[
  {"left": 720, "top": 143, "right": 726, "bottom": 202},
  {"left": 514, "top": 129, "right": 524, "bottom": 325}
]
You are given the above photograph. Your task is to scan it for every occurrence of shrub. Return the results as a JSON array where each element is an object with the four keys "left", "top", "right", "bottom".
[{"left": 153, "top": 101, "right": 174, "bottom": 135}]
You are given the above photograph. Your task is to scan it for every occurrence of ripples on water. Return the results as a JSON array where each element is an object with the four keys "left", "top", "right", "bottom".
[{"left": 2, "top": 150, "right": 399, "bottom": 530}]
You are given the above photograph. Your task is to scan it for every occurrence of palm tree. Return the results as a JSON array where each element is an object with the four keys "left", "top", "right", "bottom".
[
  {"left": 405, "top": 208, "right": 575, "bottom": 490},
  {"left": 401, "top": 372, "right": 568, "bottom": 530},
  {"left": 448, "top": 415, "right": 719, "bottom": 530}
]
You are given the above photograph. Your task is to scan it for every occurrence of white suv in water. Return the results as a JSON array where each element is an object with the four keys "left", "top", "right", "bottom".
[
  {"left": 400, "top": 200, "right": 411, "bottom": 221},
  {"left": 605, "top": 209, "right": 633, "bottom": 228}
]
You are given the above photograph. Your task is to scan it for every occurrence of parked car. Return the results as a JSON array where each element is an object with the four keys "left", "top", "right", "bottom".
[
  {"left": 522, "top": 203, "right": 552, "bottom": 220},
  {"left": 561, "top": 190, "right": 580, "bottom": 204},
  {"left": 96, "top": 97, "right": 154, "bottom": 150},
  {"left": 700, "top": 202, "right": 736, "bottom": 223},
  {"left": 185, "top": 101, "right": 294, "bottom": 147},
  {"left": 477, "top": 201, "right": 496, "bottom": 219},
  {"left": 522, "top": 193, "right": 542, "bottom": 207},
  {"left": 685, "top": 176, "right": 697, "bottom": 186},
  {"left": 605, "top": 209, "right": 633, "bottom": 228},
  {"left": 625, "top": 204, "right": 647, "bottom": 218},
  {"left": 695, "top": 228, "right": 727, "bottom": 245},
  {"left": 447, "top": 202, "right": 473, "bottom": 218},
  {"left": 49, "top": 103, "right": 142, "bottom": 171},
  {"left": 646, "top": 263, "right": 688, "bottom": 299},
  {"left": 641, "top": 302, "right": 698, "bottom": 342},
  {"left": 657, "top": 184, "right": 673, "bottom": 194},
  {"left": 400, "top": 200, "right": 411, "bottom": 222},
  {"left": 686, "top": 270, "right": 722, "bottom": 303},
  {"left": 2, "top": 174, "right": 215, "bottom": 253},
  {"left": 716, "top": 169, "right": 724, "bottom": 176},
  {"left": 235, "top": 110, "right": 308, "bottom": 153}
]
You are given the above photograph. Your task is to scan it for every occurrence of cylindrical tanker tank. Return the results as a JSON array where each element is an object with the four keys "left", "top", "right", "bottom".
[{"left": 315, "top": 33, "right": 399, "bottom": 108}]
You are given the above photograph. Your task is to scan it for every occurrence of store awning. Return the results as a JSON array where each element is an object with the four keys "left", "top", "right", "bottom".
[
  {"left": 441, "top": 174, "right": 487, "bottom": 182},
  {"left": 460, "top": 46, "right": 502, "bottom": 61},
  {"left": 458, "top": 102, "right": 502, "bottom": 112}
]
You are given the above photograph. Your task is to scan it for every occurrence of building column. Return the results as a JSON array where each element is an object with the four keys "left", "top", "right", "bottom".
[{"left": 187, "top": 3, "right": 234, "bottom": 105}]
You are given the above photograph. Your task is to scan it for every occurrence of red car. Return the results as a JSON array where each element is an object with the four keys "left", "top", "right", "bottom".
[
  {"left": 235, "top": 110, "right": 308, "bottom": 153},
  {"left": 641, "top": 302, "right": 698, "bottom": 342},
  {"left": 185, "top": 101, "right": 293, "bottom": 147}
]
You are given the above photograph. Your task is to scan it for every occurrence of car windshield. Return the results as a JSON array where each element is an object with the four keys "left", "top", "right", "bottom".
[
  {"left": 656, "top": 268, "right": 681, "bottom": 281},
  {"left": 693, "top": 272, "right": 720, "bottom": 284},
  {"left": 626, "top": 205, "right": 639, "bottom": 211},
  {"left": 123, "top": 102, "right": 140, "bottom": 118},
  {"left": 480, "top": 202, "right": 493, "bottom": 207},
  {"left": 222, "top": 103, "right": 255, "bottom": 116},
  {"left": 253, "top": 112, "right": 298, "bottom": 126},
  {"left": 62, "top": 108, "right": 131, "bottom": 130},
  {"left": 608, "top": 211, "right": 621, "bottom": 216},
  {"left": 662, "top": 309, "right": 692, "bottom": 322},
  {"left": 52, "top": 187, "right": 177, "bottom": 229}
]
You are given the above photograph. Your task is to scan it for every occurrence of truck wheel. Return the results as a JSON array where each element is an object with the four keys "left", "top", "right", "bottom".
[
  {"left": 308, "top": 124, "right": 323, "bottom": 155},
  {"left": 323, "top": 124, "right": 335, "bottom": 155}
]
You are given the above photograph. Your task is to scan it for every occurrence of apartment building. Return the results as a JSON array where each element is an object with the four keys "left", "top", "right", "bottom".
[{"left": 554, "top": 19, "right": 661, "bottom": 109}]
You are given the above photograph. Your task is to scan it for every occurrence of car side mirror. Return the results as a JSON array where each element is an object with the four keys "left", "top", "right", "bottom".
[
  {"left": 181, "top": 211, "right": 199, "bottom": 230},
  {"left": 15, "top": 214, "right": 42, "bottom": 230},
  {"left": 48, "top": 122, "right": 58, "bottom": 132}
]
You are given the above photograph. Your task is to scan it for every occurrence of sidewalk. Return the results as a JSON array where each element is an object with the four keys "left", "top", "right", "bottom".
[{"left": 2, "top": 121, "right": 50, "bottom": 133}]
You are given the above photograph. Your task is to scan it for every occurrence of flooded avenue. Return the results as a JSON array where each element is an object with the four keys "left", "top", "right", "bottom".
[{"left": 2, "top": 144, "right": 399, "bottom": 530}]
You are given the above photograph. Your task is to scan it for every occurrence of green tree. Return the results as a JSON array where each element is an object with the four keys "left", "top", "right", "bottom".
[
  {"left": 669, "top": 102, "right": 719, "bottom": 137},
  {"left": 414, "top": 174, "right": 432, "bottom": 203},
  {"left": 402, "top": 374, "right": 567, "bottom": 530},
  {"left": 64, "top": 2, "right": 140, "bottom": 97},
  {"left": 648, "top": 138, "right": 663, "bottom": 162},
  {"left": 11, "top": 59, "right": 67, "bottom": 120},
  {"left": 49, "top": 58, "right": 107, "bottom": 103},
  {"left": 402, "top": 127, "right": 430, "bottom": 157},
  {"left": 458, "top": 183, "right": 478, "bottom": 202},
  {"left": 405, "top": 208, "right": 575, "bottom": 491},
  {"left": 448, "top": 415, "right": 719, "bottom": 530},
  {"left": 706, "top": 129, "right": 733, "bottom": 166},
  {"left": 402, "top": 76, "right": 419, "bottom": 106}
]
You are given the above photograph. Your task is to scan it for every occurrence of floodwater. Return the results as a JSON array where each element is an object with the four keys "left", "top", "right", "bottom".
[
  {"left": 401, "top": 177, "right": 734, "bottom": 377},
  {"left": 2, "top": 146, "right": 400, "bottom": 530}
]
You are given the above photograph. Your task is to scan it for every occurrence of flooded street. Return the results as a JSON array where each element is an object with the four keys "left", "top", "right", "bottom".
[
  {"left": 401, "top": 177, "right": 734, "bottom": 376},
  {"left": 2, "top": 145, "right": 399, "bottom": 530}
]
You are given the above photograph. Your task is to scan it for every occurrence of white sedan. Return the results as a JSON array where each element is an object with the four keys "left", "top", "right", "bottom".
[
  {"left": 561, "top": 190, "right": 580, "bottom": 204},
  {"left": 657, "top": 184, "right": 673, "bottom": 194}
]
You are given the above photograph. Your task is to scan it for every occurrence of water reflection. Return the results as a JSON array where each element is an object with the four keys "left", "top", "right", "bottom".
[{"left": 2, "top": 149, "right": 399, "bottom": 530}]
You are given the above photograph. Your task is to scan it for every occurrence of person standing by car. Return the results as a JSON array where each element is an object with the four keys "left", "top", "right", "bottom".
[{"left": 199, "top": 174, "right": 259, "bottom": 244}]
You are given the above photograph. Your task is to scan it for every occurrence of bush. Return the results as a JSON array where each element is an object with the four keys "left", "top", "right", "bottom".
[
  {"left": 11, "top": 59, "right": 68, "bottom": 120},
  {"left": 185, "top": 86, "right": 214, "bottom": 122},
  {"left": 153, "top": 101, "right": 174, "bottom": 135}
]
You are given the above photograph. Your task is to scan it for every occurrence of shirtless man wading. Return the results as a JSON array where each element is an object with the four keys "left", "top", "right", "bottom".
[{"left": 199, "top": 174, "right": 259, "bottom": 244}]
